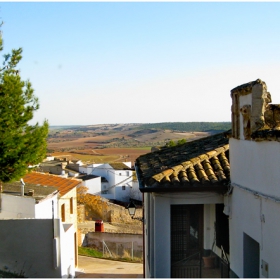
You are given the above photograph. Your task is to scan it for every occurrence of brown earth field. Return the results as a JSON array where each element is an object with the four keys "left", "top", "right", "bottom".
[
  {"left": 47, "top": 124, "right": 212, "bottom": 164},
  {"left": 50, "top": 147, "right": 151, "bottom": 164}
]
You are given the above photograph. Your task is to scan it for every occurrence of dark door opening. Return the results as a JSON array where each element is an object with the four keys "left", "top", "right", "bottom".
[
  {"left": 171, "top": 205, "right": 203, "bottom": 278},
  {"left": 243, "top": 233, "right": 260, "bottom": 278}
]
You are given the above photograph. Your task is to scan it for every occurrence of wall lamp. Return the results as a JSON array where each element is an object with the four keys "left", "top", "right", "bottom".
[{"left": 126, "top": 201, "right": 143, "bottom": 222}]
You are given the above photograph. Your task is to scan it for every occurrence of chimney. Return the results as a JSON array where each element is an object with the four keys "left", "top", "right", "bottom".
[
  {"left": 20, "top": 178, "right": 25, "bottom": 196},
  {"left": 27, "top": 189, "right": 34, "bottom": 197}
]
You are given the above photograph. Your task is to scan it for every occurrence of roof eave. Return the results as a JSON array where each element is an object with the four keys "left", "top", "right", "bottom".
[{"left": 139, "top": 184, "right": 229, "bottom": 194}]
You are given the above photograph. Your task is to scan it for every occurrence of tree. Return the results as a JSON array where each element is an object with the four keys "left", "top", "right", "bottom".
[
  {"left": 177, "top": 138, "right": 187, "bottom": 145},
  {"left": 0, "top": 28, "right": 49, "bottom": 183}
]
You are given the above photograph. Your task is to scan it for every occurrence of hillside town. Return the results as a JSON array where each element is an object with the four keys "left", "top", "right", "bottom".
[
  {"left": 1, "top": 2, "right": 280, "bottom": 279},
  {"left": 1, "top": 78, "right": 280, "bottom": 278}
]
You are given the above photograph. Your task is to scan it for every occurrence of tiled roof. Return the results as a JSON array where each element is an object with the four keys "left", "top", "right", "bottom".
[
  {"left": 135, "top": 131, "right": 230, "bottom": 193},
  {"left": 23, "top": 172, "right": 81, "bottom": 196},
  {"left": 2, "top": 181, "right": 58, "bottom": 203},
  {"left": 109, "top": 163, "right": 132, "bottom": 170}
]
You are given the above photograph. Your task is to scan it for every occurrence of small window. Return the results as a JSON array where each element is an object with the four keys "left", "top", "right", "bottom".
[
  {"left": 70, "top": 197, "right": 73, "bottom": 214},
  {"left": 61, "top": 204, "right": 65, "bottom": 222},
  {"left": 122, "top": 185, "right": 126, "bottom": 190},
  {"left": 119, "top": 173, "right": 122, "bottom": 176}
]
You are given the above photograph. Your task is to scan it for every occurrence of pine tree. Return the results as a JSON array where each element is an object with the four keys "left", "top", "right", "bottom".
[{"left": 0, "top": 27, "right": 49, "bottom": 183}]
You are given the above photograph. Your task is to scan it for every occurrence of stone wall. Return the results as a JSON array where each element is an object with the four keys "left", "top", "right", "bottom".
[{"left": 105, "top": 201, "right": 143, "bottom": 223}]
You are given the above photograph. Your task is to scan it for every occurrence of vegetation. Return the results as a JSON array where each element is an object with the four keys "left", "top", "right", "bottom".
[
  {"left": 165, "top": 138, "right": 187, "bottom": 147},
  {"left": 78, "top": 246, "right": 103, "bottom": 258},
  {"left": 137, "top": 122, "right": 231, "bottom": 132},
  {"left": 78, "top": 247, "right": 143, "bottom": 263},
  {"left": 0, "top": 25, "right": 48, "bottom": 183}
]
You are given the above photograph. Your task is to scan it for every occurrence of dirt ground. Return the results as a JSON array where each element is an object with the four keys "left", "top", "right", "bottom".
[{"left": 76, "top": 255, "right": 143, "bottom": 278}]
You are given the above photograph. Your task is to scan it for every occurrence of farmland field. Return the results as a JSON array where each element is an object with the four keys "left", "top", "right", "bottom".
[{"left": 47, "top": 122, "right": 230, "bottom": 164}]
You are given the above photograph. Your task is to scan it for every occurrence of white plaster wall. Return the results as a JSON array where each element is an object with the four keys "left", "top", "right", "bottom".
[
  {"left": 203, "top": 204, "right": 215, "bottom": 250},
  {"left": 0, "top": 194, "right": 35, "bottom": 219},
  {"left": 35, "top": 195, "right": 58, "bottom": 219},
  {"left": 0, "top": 219, "right": 62, "bottom": 278},
  {"left": 229, "top": 186, "right": 280, "bottom": 278},
  {"left": 115, "top": 186, "right": 131, "bottom": 202},
  {"left": 83, "top": 177, "right": 101, "bottom": 195},
  {"left": 130, "top": 181, "right": 142, "bottom": 201},
  {"left": 91, "top": 164, "right": 110, "bottom": 178},
  {"left": 230, "top": 138, "right": 280, "bottom": 197},
  {"left": 60, "top": 223, "right": 75, "bottom": 278}
]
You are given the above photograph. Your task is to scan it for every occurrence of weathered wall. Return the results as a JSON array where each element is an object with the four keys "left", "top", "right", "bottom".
[{"left": 84, "top": 232, "right": 143, "bottom": 258}]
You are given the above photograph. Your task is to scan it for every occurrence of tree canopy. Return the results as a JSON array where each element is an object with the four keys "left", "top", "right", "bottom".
[{"left": 0, "top": 28, "right": 48, "bottom": 183}]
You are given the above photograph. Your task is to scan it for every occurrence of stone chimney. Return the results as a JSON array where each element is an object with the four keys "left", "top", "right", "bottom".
[{"left": 230, "top": 79, "right": 280, "bottom": 140}]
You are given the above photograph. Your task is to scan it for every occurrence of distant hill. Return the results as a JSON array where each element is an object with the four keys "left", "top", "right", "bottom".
[
  {"left": 50, "top": 122, "right": 231, "bottom": 133},
  {"left": 136, "top": 122, "right": 231, "bottom": 133}
]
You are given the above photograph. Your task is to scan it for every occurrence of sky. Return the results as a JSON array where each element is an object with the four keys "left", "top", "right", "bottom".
[{"left": 1, "top": 2, "right": 280, "bottom": 126}]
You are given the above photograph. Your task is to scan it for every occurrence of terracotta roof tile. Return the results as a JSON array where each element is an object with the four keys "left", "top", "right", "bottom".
[
  {"left": 23, "top": 172, "right": 81, "bottom": 196},
  {"left": 135, "top": 131, "right": 230, "bottom": 193}
]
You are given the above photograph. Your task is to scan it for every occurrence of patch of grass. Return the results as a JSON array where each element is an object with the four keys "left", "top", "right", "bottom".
[
  {"left": 78, "top": 246, "right": 103, "bottom": 258},
  {"left": 78, "top": 247, "right": 143, "bottom": 263}
]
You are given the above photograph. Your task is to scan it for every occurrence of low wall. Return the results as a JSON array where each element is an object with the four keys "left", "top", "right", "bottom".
[
  {"left": 0, "top": 219, "right": 62, "bottom": 278},
  {"left": 83, "top": 232, "right": 143, "bottom": 258}
]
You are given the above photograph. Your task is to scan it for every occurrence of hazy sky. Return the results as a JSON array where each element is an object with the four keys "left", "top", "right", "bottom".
[{"left": 1, "top": 2, "right": 280, "bottom": 126}]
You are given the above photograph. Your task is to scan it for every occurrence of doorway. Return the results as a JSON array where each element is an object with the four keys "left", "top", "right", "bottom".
[
  {"left": 243, "top": 233, "right": 260, "bottom": 278},
  {"left": 171, "top": 204, "right": 203, "bottom": 277}
]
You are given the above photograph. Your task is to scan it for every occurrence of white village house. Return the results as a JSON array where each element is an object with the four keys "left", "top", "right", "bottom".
[
  {"left": 78, "top": 162, "right": 141, "bottom": 202},
  {"left": 135, "top": 79, "right": 280, "bottom": 278},
  {"left": 0, "top": 172, "right": 81, "bottom": 278}
]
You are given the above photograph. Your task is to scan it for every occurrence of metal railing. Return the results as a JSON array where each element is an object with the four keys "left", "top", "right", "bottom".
[{"left": 171, "top": 251, "right": 201, "bottom": 278}]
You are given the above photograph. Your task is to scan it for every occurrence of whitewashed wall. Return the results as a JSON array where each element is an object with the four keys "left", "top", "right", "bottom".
[
  {"left": 35, "top": 194, "right": 58, "bottom": 219},
  {"left": 229, "top": 138, "right": 280, "bottom": 277},
  {"left": 230, "top": 139, "right": 280, "bottom": 198},
  {"left": 0, "top": 194, "right": 35, "bottom": 219},
  {"left": 82, "top": 177, "right": 101, "bottom": 195},
  {"left": 0, "top": 219, "right": 62, "bottom": 278}
]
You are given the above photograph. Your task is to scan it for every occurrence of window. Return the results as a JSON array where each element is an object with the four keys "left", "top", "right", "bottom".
[
  {"left": 119, "top": 173, "right": 122, "bottom": 176},
  {"left": 70, "top": 197, "right": 73, "bottom": 214},
  {"left": 122, "top": 185, "right": 126, "bottom": 190},
  {"left": 61, "top": 204, "right": 65, "bottom": 222}
]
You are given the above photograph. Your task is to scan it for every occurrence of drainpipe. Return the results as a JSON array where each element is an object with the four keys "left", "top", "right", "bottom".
[
  {"left": 135, "top": 164, "right": 145, "bottom": 278},
  {"left": 20, "top": 178, "right": 25, "bottom": 196},
  {"left": 0, "top": 182, "right": 2, "bottom": 213}
]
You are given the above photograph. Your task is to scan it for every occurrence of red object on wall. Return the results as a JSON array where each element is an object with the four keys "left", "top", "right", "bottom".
[{"left": 95, "top": 220, "right": 104, "bottom": 232}]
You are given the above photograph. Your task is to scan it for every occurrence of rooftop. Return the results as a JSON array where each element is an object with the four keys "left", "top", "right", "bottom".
[
  {"left": 135, "top": 131, "right": 230, "bottom": 193},
  {"left": 109, "top": 162, "right": 132, "bottom": 170},
  {"left": 2, "top": 181, "right": 58, "bottom": 203},
  {"left": 77, "top": 174, "right": 99, "bottom": 181},
  {"left": 23, "top": 172, "right": 81, "bottom": 196}
]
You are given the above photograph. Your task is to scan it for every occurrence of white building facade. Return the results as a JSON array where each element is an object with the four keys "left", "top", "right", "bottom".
[{"left": 228, "top": 79, "right": 280, "bottom": 278}]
